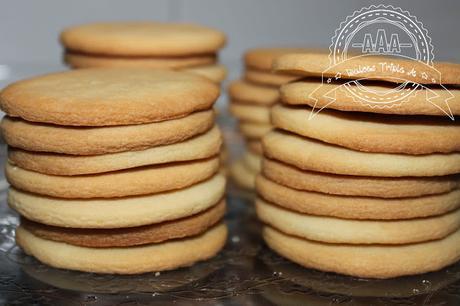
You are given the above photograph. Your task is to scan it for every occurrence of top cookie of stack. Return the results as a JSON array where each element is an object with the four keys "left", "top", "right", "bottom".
[
  {"left": 228, "top": 47, "right": 308, "bottom": 190},
  {"left": 61, "top": 22, "right": 227, "bottom": 83},
  {"left": 0, "top": 68, "right": 227, "bottom": 274},
  {"left": 256, "top": 50, "right": 460, "bottom": 279}
]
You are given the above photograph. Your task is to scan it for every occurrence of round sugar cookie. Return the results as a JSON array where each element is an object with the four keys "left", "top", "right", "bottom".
[
  {"left": 6, "top": 157, "right": 219, "bottom": 198},
  {"left": 263, "top": 226, "right": 460, "bottom": 279},
  {"left": 244, "top": 47, "right": 315, "bottom": 71},
  {"left": 256, "top": 198, "right": 460, "bottom": 244},
  {"left": 273, "top": 52, "right": 460, "bottom": 85},
  {"left": 61, "top": 22, "right": 226, "bottom": 56},
  {"left": 8, "top": 125, "right": 222, "bottom": 176},
  {"left": 64, "top": 51, "right": 216, "bottom": 69},
  {"left": 65, "top": 52, "right": 226, "bottom": 83},
  {"left": 183, "top": 64, "right": 227, "bottom": 83},
  {"left": 239, "top": 122, "right": 272, "bottom": 139},
  {"left": 244, "top": 69, "right": 298, "bottom": 87},
  {"left": 218, "top": 148, "right": 228, "bottom": 176},
  {"left": 0, "top": 68, "right": 219, "bottom": 126},
  {"left": 228, "top": 80, "right": 279, "bottom": 105},
  {"left": 256, "top": 175, "right": 460, "bottom": 220},
  {"left": 262, "top": 158, "right": 460, "bottom": 198},
  {"left": 21, "top": 200, "right": 225, "bottom": 247},
  {"left": 230, "top": 159, "right": 256, "bottom": 190},
  {"left": 272, "top": 104, "right": 460, "bottom": 154},
  {"left": 242, "top": 151, "right": 261, "bottom": 173},
  {"left": 280, "top": 79, "right": 460, "bottom": 116},
  {"left": 247, "top": 140, "right": 263, "bottom": 155},
  {"left": 9, "top": 174, "right": 225, "bottom": 228},
  {"left": 229, "top": 102, "right": 271, "bottom": 123},
  {"left": 263, "top": 130, "right": 460, "bottom": 177},
  {"left": 1, "top": 110, "right": 214, "bottom": 155},
  {"left": 16, "top": 223, "right": 227, "bottom": 274}
]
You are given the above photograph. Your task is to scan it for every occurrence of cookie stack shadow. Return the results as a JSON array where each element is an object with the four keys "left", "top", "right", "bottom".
[
  {"left": 60, "top": 22, "right": 227, "bottom": 84},
  {"left": 0, "top": 68, "right": 227, "bottom": 274},
  {"left": 228, "top": 48, "right": 305, "bottom": 190},
  {"left": 256, "top": 51, "right": 460, "bottom": 278}
]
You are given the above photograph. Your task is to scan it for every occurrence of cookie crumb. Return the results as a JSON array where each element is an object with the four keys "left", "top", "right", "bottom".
[{"left": 231, "top": 235, "right": 240, "bottom": 243}]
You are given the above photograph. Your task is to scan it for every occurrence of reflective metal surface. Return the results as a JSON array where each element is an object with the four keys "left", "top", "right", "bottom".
[{"left": 1, "top": 177, "right": 460, "bottom": 305}]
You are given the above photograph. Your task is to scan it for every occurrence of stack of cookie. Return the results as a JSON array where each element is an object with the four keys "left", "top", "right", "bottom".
[
  {"left": 228, "top": 48, "right": 304, "bottom": 190},
  {"left": 0, "top": 68, "right": 227, "bottom": 274},
  {"left": 256, "top": 51, "right": 460, "bottom": 278},
  {"left": 60, "top": 22, "right": 227, "bottom": 84}
]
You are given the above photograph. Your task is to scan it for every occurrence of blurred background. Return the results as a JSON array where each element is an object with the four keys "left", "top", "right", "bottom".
[{"left": 0, "top": 0, "right": 459, "bottom": 86}]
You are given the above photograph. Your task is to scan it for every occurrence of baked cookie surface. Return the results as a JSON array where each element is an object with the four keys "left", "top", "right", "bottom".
[
  {"left": 244, "top": 69, "right": 298, "bottom": 86},
  {"left": 17, "top": 223, "right": 227, "bottom": 274},
  {"left": 280, "top": 79, "right": 460, "bottom": 116},
  {"left": 272, "top": 104, "right": 460, "bottom": 154},
  {"left": 0, "top": 68, "right": 219, "bottom": 126},
  {"left": 262, "top": 158, "right": 460, "bottom": 199},
  {"left": 256, "top": 175, "right": 460, "bottom": 220},
  {"left": 228, "top": 80, "right": 279, "bottom": 105},
  {"left": 61, "top": 22, "right": 226, "bottom": 56},
  {"left": 229, "top": 102, "right": 271, "bottom": 123},
  {"left": 8, "top": 125, "right": 222, "bottom": 175},
  {"left": 6, "top": 157, "right": 219, "bottom": 198},
  {"left": 64, "top": 51, "right": 216, "bottom": 68},
  {"left": 21, "top": 200, "right": 225, "bottom": 247},
  {"left": 263, "top": 226, "right": 460, "bottom": 279},
  {"left": 9, "top": 174, "right": 226, "bottom": 228},
  {"left": 239, "top": 122, "right": 272, "bottom": 140},
  {"left": 244, "top": 47, "right": 314, "bottom": 71},
  {"left": 230, "top": 159, "right": 256, "bottom": 190},
  {"left": 257, "top": 198, "right": 460, "bottom": 244},
  {"left": 263, "top": 130, "right": 460, "bottom": 177},
  {"left": 2, "top": 110, "right": 214, "bottom": 155},
  {"left": 274, "top": 52, "right": 460, "bottom": 85}
]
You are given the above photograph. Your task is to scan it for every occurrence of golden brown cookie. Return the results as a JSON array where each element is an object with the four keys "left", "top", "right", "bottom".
[
  {"left": 64, "top": 51, "right": 216, "bottom": 69},
  {"left": 242, "top": 151, "right": 261, "bottom": 173},
  {"left": 229, "top": 102, "right": 271, "bottom": 123},
  {"left": 263, "top": 226, "right": 460, "bottom": 279},
  {"left": 239, "top": 122, "right": 272, "bottom": 139},
  {"left": 183, "top": 64, "right": 227, "bottom": 83},
  {"left": 244, "top": 69, "right": 298, "bottom": 86},
  {"left": 256, "top": 175, "right": 460, "bottom": 220},
  {"left": 247, "top": 140, "right": 263, "bottom": 155},
  {"left": 262, "top": 158, "right": 460, "bottom": 198},
  {"left": 9, "top": 174, "right": 226, "bottom": 228},
  {"left": 244, "top": 47, "right": 315, "bottom": 71},
  {"left": 272, "top": 104, "right": 460, "bottom": 154},
  {"left": 274, "top": 52, "right": 460, "bottom": 84},
  {"left": 263, "top": 130, "right": 460, "bottom": 177},
  {"left": 21, "top": 200, "right": 225, "bottom": 247},
  {"left": 256, "top": 198, "right": 460, "bottom": 244},
  {"left": 228, "top": 80, "right": 279, "bottom": 105},
  {"left": 280, "top": 79, "right": 460, "bottom": 116},
  {"left": 61, "top": 22, "right": 226, "bottom": 56},
  {"left": 230, "top": 159, "right": 256, "bottom": 190},
  {"left": 1, "top": 110, "right": 214, "bottom": 155},
  {"left": 17, "top": 223, "right": 227, "bottom": 274},
  {"left": 6, "top": 157, "right": 219, "bottom": 198},
  {"left": 8, "top": 125, "right": 222, "bottom": 175},
  {"left": 0, "top": 69, "right": 219, "bottom": 126}
]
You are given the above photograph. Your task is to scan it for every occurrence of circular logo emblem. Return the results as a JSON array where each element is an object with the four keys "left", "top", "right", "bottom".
[{"left": 309, "top": 5, "right": 454, "bottom": 119}]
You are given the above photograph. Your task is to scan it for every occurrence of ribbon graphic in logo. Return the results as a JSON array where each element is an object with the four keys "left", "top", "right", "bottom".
[{"left": 309, "top": 5, "right": 454, "bottom": 120}]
